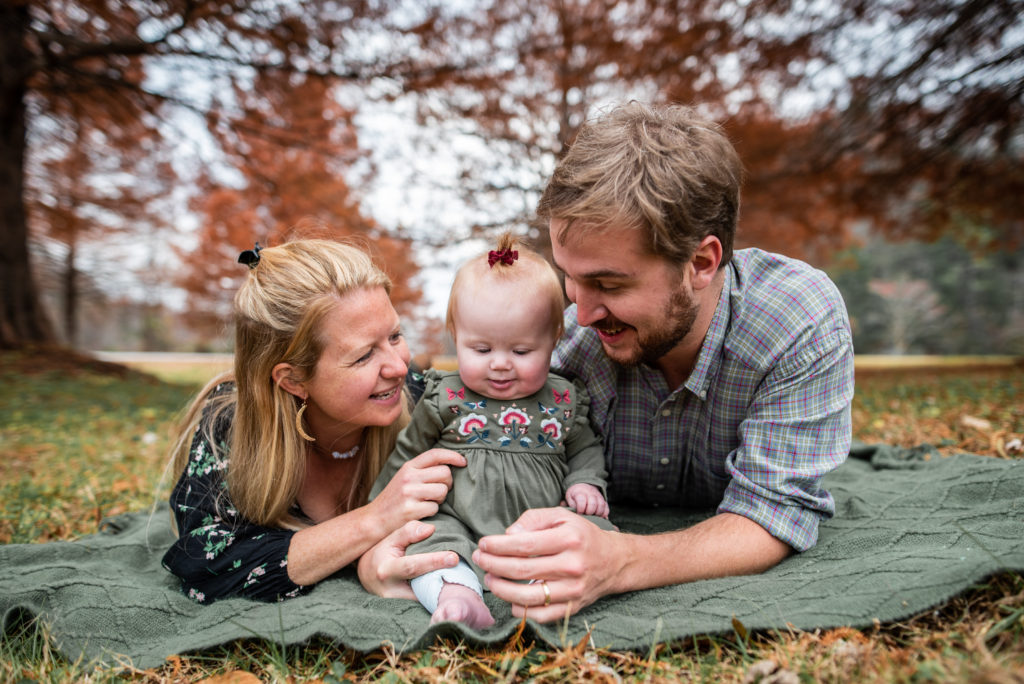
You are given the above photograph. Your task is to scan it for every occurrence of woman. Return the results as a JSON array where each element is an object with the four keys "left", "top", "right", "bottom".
[{"left": 162, "top": 238, "right": 463, "bottom": 603}]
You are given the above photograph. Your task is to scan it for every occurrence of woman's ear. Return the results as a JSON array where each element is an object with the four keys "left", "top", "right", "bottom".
[
  {"left": 689, "top": 235, "right": 723, "bottom": 291},
  {"left": 272, "top": 363, "right": 306, "bottom": 399}
]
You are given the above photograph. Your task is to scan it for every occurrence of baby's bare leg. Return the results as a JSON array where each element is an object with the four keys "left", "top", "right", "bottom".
[{"left": 432, "top": 581, "right": 494, "bottom": 629}]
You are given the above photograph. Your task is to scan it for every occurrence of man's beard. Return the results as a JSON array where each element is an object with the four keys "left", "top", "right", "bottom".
[
  {"left": 637, "top": 284, "right": 699, "bottom": 366},
  {"left": 596, "top": 282, "right": 699, "bottom": 367}
]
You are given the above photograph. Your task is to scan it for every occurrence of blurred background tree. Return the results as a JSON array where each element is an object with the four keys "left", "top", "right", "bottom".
[
  {"left": 4, "top": 0, "right": 1021, "bottom": 353},
  {"left": 2, "top": 0, "right": 417, "bottom": 349}
]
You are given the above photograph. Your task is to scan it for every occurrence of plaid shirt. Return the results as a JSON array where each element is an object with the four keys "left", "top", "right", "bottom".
[{"left": 552, "top": 248, "right": 854, "bottom": 551}]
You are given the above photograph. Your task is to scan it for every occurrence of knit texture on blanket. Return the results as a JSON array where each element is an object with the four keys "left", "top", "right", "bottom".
[{"left": 2, "top": 443, "right": 1022, "bottom": 669}]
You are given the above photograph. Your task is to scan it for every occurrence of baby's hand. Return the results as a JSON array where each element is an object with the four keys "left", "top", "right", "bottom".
[{"left": 564, "top": 483, "right": 610, "bottom": 518}]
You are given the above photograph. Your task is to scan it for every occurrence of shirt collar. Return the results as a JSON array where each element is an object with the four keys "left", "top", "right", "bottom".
[{"left": 683, "top": 263, "right": 733, "bottom": 400}]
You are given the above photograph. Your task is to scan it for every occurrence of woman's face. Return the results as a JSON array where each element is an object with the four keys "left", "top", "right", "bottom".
[{"left": 301, "top": 286, "right": 410, "bottom": 445}]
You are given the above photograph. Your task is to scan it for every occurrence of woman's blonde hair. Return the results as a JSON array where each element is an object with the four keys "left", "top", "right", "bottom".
[
  {"left": 538, "top": 101, "right": 742, "bottom": 267},
  {"left": 445, "top": 231, "right": 565, "bottom": 342},
  {"left": 170, "top": 239, "right": 410, "bottom": 529}
]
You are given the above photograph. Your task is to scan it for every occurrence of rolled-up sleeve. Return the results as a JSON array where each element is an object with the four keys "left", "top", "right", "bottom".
[{"left": 717, "top": 328, "right": 854, "bottom": 551}]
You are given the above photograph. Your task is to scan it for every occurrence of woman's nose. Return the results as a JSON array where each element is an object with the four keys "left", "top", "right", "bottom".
[{"left": 381, "top": 345, "right": 408, "bottom": 378}]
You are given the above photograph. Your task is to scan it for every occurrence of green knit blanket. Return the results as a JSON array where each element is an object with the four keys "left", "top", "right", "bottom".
[{"left": 2, "top": 444, "right": 1022, "bottom": 669}]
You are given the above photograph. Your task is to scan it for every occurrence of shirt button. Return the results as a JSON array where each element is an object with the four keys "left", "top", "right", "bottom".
[
  {"left": 660, "top": 458, "right": 670, "bottom": 465},
  {"left": 656, "top": 484, "right": 665, "bottom": 490},
  {"left": 661, "top": 409, "right": 671, "bottom": 417}
]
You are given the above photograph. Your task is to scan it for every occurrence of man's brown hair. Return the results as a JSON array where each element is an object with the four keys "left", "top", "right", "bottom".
[{"left": 538, "top": 102, "right": 742, "bottom": 267}]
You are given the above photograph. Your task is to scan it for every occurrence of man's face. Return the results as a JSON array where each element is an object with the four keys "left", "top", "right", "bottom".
[{"left": 549, "top": 220, "right": 698, "bottom": 367}]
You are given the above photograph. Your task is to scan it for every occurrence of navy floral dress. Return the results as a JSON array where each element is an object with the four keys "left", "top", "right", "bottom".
[{"left": 161, "top": 383, "right": 307, "bottom": 603}]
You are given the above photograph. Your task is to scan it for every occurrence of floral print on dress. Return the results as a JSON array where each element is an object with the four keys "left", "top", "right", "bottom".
[
  {"left": 163, "top": 381, "right": 310, "bottom": 604},
  {"left": 434, "top": 374, "right": 589, "bottom": 448},
  {"left": 457, "top": 413, "right": 491, "bottom": 443},
  {"left": 537, "top": 417, "right": 563, "bottom": 448},
  {"left": 244, "top": 563, "right": 268, "bottom": 588},
  {"left": 498, "top": 406, "right": 532, "bottom": 447}
]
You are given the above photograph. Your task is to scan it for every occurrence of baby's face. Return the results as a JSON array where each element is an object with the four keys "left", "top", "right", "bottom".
[{"left": 454, "top": 281, "right": 556, "bottom": 401}]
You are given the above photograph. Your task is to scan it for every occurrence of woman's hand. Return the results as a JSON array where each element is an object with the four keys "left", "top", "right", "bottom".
[
  {"left": 357, "top": 520, "right": 460, "bottom": 598},
  {"left": 370, "top": 448, "right": 465, "bottom": 536}
]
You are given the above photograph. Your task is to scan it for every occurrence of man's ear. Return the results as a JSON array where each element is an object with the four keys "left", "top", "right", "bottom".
[
  {"left": 272, "top": 363, "right": 306, "bottom": 399},
  {"left": 689, "top": 236, "right": 723, "bottom": 291}
]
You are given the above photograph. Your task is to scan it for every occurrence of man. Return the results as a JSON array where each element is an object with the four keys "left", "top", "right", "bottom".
[
  {"left": 358, "top": 102, "right": 853, "bottom": 621},
  {"left": 469, "top": 102, "right": 854, "bottom": 621}
]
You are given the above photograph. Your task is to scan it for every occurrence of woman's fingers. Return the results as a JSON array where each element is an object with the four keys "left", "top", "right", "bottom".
[{"left": 409, "top": 448, "right": 466, "bottom": 470}]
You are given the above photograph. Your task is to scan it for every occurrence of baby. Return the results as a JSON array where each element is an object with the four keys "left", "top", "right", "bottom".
[{"left": 369, "top": 232, "right": 612, "bottom": 628}]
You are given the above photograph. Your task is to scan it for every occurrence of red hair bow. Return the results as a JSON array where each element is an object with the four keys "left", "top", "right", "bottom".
[{"left": 487, "top": 249, "right": 518, "bottom": 267}]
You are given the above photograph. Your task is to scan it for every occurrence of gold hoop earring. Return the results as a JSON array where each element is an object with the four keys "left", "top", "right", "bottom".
[{"left": 295, "top": 400, "right": 315, "bottom": 442}]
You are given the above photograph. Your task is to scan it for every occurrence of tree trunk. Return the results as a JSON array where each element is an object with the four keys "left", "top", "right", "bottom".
[
  {"left": 63, "top": 239, "right": 78, "bottom": 347},
  {"left": 0, "top": 3, "right": 55, "bottom": 349}
]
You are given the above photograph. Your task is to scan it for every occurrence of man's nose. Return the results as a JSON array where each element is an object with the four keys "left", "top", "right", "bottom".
[{"left": 572, "top": 286, "right": 607, "bottom": 327}]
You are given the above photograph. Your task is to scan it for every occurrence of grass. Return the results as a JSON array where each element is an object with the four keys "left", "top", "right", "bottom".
[{"left": 1, "top": 348, "right": 1022, "bottom": 682}]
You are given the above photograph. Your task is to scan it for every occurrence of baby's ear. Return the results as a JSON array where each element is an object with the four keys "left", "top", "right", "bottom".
[{"left": 272, "top": 363, "right": 305, "bottom": 399}]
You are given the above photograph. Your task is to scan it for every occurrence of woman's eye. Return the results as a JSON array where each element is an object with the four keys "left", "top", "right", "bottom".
[
  {"left": 389, "top": 331, "right": 404, "bottom": 344},
  {"left": 355, "top": 349, "right": 373, "bottom": 364}
]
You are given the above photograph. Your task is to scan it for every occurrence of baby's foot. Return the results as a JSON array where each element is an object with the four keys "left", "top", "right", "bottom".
[{"left": 431, "top": 582, "right": 495, "bottom": 629}]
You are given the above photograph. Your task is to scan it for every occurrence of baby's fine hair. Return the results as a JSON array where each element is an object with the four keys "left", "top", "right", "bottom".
[{"left": 446, "top": 232, "right": 565, "bottom": 342}]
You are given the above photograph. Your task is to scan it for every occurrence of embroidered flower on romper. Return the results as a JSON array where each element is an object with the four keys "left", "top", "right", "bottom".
[
  {"left": 457, "top": 413, "right": 491, "bottom": 443},
  {"left": 537, "top": 417, "right": 563, "bottom": 448},
  {"left": 498, "top": 407, "right": 530, "bottom": 433}
]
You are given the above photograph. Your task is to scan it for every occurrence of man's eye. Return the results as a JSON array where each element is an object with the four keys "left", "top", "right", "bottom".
[{"left": 596, "top": 282, "right": 620, "bottom": 292}]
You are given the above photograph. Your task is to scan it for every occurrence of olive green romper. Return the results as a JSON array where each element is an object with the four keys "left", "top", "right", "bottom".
[{"left": 370, "top": 369, "right": 613, "bottom": 582}]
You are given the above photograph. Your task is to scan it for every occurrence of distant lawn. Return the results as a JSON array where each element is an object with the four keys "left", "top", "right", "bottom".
[{"left": 1, "top": 349, "right": 1021, "bottom": 682}]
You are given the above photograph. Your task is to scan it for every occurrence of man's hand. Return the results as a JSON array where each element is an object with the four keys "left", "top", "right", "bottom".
[
  {"left": 357, "top": 520, "right": 460, "bottom": 599},
  {"left": 564, "top": 483, "right": 609, "bottom": 518},
  {"left": 472, "top": 509, "right": 793, "bottom": 623},
  {"left": 472, "top": 507, "right": 622, "bottom": 622}
]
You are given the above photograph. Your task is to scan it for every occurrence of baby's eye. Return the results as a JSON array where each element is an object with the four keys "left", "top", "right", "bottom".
[
  {"left": 513, "top": 349, "right": 532, "bottom": 356},
  {"left": 474, "top": 347, "right": 491, "bottom": 354}
]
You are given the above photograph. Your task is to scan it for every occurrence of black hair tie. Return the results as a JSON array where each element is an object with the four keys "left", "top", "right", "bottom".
[{"left": 238, "top": 242, "right": 262, "bottom": 269}]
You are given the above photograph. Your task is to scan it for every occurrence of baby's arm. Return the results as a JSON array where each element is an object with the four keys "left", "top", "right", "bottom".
[{"left": 564, "top": 482, "right": 609, "bottom": 518}]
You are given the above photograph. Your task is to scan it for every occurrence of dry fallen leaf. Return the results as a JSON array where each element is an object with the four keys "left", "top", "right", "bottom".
[
  {"left": 198, "top": 672, "right": 262, "bottom": 684},
  {"left": 960, "top": 414, "right": 992, "bottom": 432}
]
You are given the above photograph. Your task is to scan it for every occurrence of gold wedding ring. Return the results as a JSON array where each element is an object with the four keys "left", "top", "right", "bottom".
[{"left": 540, "top": 580, "right": 551, "bottom": 607}]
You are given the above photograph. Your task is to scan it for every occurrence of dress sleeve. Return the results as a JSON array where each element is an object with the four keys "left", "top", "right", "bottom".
[
  {"left": 161, "top": 389, "right": 307, "bottom": 603},
  {"left": 717, "top": 328, "right": 854, "bottom": 552},
  {"left": 368, "top": 370, "right": 446, "bottom": 501},
  {"left": 559, "top": 378, "right": 609, "bottom": 497}
]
